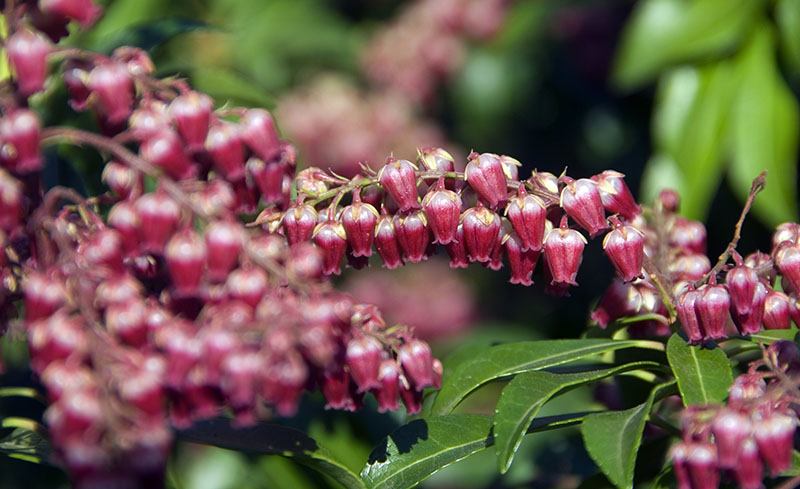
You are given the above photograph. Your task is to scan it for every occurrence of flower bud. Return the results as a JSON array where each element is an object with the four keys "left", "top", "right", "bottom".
[
  {"left": 82, "top": 228, "right": 125, "bottom": 274},
  {"left": 728, "top": 373, "right": 766, "bottom": 408},
  {"left": 398, "top": 339, "right": 434, "bottom": 391},
  {"left": 129, "top": 100, "right": 171, "bottom": 142},
  {"left": 40, "top": 0, "right": 102, "bottom": 27},
  {"left": 668, "top": 253, "right": 711, "bottom": 282},
  {"left": 0, "top": 109, "right": 42, "bottom": 173},
  {"left": 394, "top": 210, "right": 430, "bottom": 263},
  {"left": 165, "top": 228, "right": 206, "bottom": 296},
  {"left": 206, "top": 121, "right": 246, "bottom": 180},
  {"left": 677, "top": 288, "right": 704, "bottom": 343},
  {"left": 341, "top": 201, "right": 379, "bottom": 257},
  {"left": 318, "top": 368, "right": 358, "bottom": 412},
  {"left": 222, "top": 350, "right": 263, "bottom": 426},
  {"left": 62, "top": 60, "right": 90, "bottom": 111},
  {"left": 543, "top": 219, "right": 586, "bottom": 286},
  {"left": 592, "top": 170, "right": 641, "bottom": 220},
  {"left": 87, "top": 62, "right": 134, "bottom": 125},
  {"left": 504, "top": 231, "right": 539, "bottom": 286},
  {"left": 346, "top": 335, "right": 383, "bottom": 393},
  {"left": 505, "top": 187, "right": 547, "bottom": 252},
  {"left": 225, "top": 266, "right": 269, "bottom": 310},
  {"left": 670, "top": 443, "right": 692, "bottom": 489},
  {"left": 445, "top": 223, "right": 470, "bottom": 268},
  {"left": 733, "top": 438, "right": 763, "bottom": 489},
  {"left": 602, "top": 224, "right": 644, "bottom": 282},
  {"left": 312, "top": 220, "right": 348, "bottom": 275},
  {"left": 400, "top": 378, "right": 423, "bottom": 415},
  {"left": 106, "top": 298, "right": 148, "bottom": 347},
  {"left": 423, "top": 179, "right": 461, "bottom": 244},
  {"left": 465, "top": 152, "right": 508, "bottom": 209},
  {"left": 102, "top": 161, "right": 142, "bottom": 200},
  {"left": 374, "top": 214, "right": 403, "bottom": 269},
  {"left": 0, "top": 171, "right": 23, "bottom": 231},
  {"left": 462, "top": 206, "right": 501, "bottom": 263},
  {"left": 108, "top": 201, "right": 140, "bottom": 256},
  {"left": 282, "top": 203, "right": 318, "bottom": 246},
  {"left": 726, "top": 265, "right": 760, "bottom": 316},
  {"left": 657, "top": 189, "right": 680, "bottom": 213},
  {"left": 560, "top": 178, "right": 606, "bottom": 238},
  {"left": 763, "top": 290, "right": 792, "bottom": 330},
  {"left": 134, "top": 191, "right": 182, "bottom": 254},
  {"left": 685, "top": 443, "right": 719, "bottom": 489},
  {"left": 264, "top": 353, "right": 307, "bottom": 416},
  {"left": 378, "top": 158, "right": 420, "bottom": 212},
  {"left": 287, "top": 242, "right": 324, "bottom": 281},
  {"left": 6, "top": 28, "right": 51, "bottom": 97},
  {"left": 204, "top": 220, "right": 244, "bottom": 282},
  {"left": 753, "top": 412, "right": 796, "bottom": 477},
  {"left": 696, "top": 283, "right": 730, "bottom": 340},
  {"left": 417, "top": 147, "right": 455, "bottom": 173},
  {"left": 247, "top": 157, "right": 285, "bottom": 204},
  {"left": 775, "top": 242, "right": 800, "bottom": 294},
  {"left": 140, "top": 129, "right": 195, "bottom": 180},
  {"left": 772, "top": 222, "right": 800, "bottom": 252},
  {"left": 669, "top": 218, "right": 707, "bottom": 254},
  {"left": 730, "top": 281, "right": 766, "bottom": 335},
  {"left": 373, "top": 359, "right": 401, "bottom": 412},
  {"left": 241, "top": 109, "right": 281, "bottom": 162},
  {"left": 23, "top": 272, "right": 64, "bottom": 321},
  {"left": 168, "top": 91, "right": 213, "bottom": 152},
  {"left": 711, "top": 408, "right": 752, "bottom": 468}
]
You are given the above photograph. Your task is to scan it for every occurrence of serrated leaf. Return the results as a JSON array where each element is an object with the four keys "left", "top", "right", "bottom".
[
  {"left": 666, "top": 334, "right": 733, "bottom": 406},
  {"left": 729, "top": 24, "right": 799, "bottom": 226},
  {"left": 361, "top": 412, "right": 590, "bottom": 489},
  {"left": 777, "top": 0, "right": 800, "bottom": 77},
  {"left": 612, "top": 0, "right": 759, "bottom": 90},
  {"left": 177, "top": 419, "right": 366, "bottom": 489},
  {"left": 432, "top": 339, "right": 660, "bottom": 415},
  {"left": 751, "top": 328, "right": 800, "bottom": 344},
  {"left": 0, "top": 428, "right": 51, "bottom": 464},
  {"left": 494, "top": 361, "right": 660, "bottom": 473},
  {"left": 581, "top": 382, "right": 676, "bottom": 489}
]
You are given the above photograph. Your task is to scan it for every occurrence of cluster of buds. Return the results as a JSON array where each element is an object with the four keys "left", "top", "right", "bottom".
[
  {"left": 671, "top": 340, "right": 800, "bottom": 489},
  {"left": 0, "top": 4, "right": 440, "bottom": 487},
  {"left": 273, "top": 149, "right": 643, "bottom": 296}
]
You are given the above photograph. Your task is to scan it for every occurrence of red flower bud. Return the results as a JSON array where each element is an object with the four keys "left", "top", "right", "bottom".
[
  {"left": 313, "top": 220, "right": 348, "bottom": 275},
  {"left": 677, "top": 288, "right": 704, "bottom": 343},
  {"left": 394, "top": 210, "right": 430, "bottom": 263},
  {"left": 107, "top": 201, "right": 140, "bottom": 256},
  {"left": 341, "top": 201, "right": 379, "bottom": 257},
  {"left": 106, "top": 298, "right": 148, "bottom": 347},
  {"left": 222, "top": 350, "right": 264, "bottom": 426},
  {"left": 505, "top": 187, "right": 547, "bottom": 252},
  {"left": 23, "top": 272, "right": 65, "bottom": 321},
  {"left": 753, "top": 412, "right": 796, "bottom": 477},
  {"left": 504, "top": 231, "right": 540, "bottom": 286},
  {"left": 168, "top": 91, "right": 213, "bottom": 152},
  {"left": 129, "top": 100, "right": 171, "bottom": 142},
  {"left": 602, "top": 224, "right": 644, "bottom": 282},
  {"left": 445, "top": 223, "right": 470, "bottom": 268},
  {"left": 398, "top": 339, "right": 434, "bottom": 391},
  {"left": 773, "top": 222, "right": 800, "bottom": 252},
  {"left": 763, "top": 290, "right": 791, "bottom": 330},
  {"left": 318, "top": 367, "right": 358, "bottom": 412},
  {"left": 560, "top": 178, "right": 607, "bottom": 238},
  {"left": 265, "top": 353, "right": 308, "bottom": 417},
  {"left": 374, "top": 214, "right": 403, "bottom": 269},
  {"left": 165, "top": 228, "right": 206, "bottom": 295},
  {"left": 730, "top": 281, "right": 766, "bottom": 335},
  {"left": 241, "top": 109, "right": 281, "bottom": 162},
  {"left": 6, "top": 28, "right": 51, "bottom": 97},
  {"left": 225, "top": 266, "right": 268, "bottom": 310},
  {"left": 82, "top": 228, "right": 125, "bottom": 274},
  {"left": 775, "top": 242, "right": 800, "bottom": 294},
  {"left": 282, "top": 203, "right": 318, "bottom": 246},
  {"left": 728, "top": 373, "right": 766, "bottom": 408},
  {"left": 0, "top": 109, "right": 42, "bottom": 173},
  {"left": 246, "top": 157, "right": 285, "bottom": 204},
  {"left": 140, "top": 129, "right": 195, "bottom": 180},
  {"left": 346, "top": 335, "right": 383, "bottom": 393},
  {"left": 711, "top": 408, "right": 752, "bottom": 468},
  {"left": 417, "top": 147, "right": 455, "bottom": 173},
  {"left": 87, "top": 62, "right": 134, "bottom": 125},
  {"left": 422, "top": 179, "right": 462, "bottom": 245},
  {"left": 685, "top": 443, "right": 719, "bottom": 489},
  {"left": 40, "top": 0, "right": 102, "bottom": 27},
  {"left": 726, "top": 265, "right": 760, "bottom": 316},
  {"left": 62, "top": 60, "right": 91, "bottom": 111},
  {"left": 670, "top": 443, "right": 692, "bottom": 489},
  {"left": 0, "top": 171, "right": 23, "bottom": 231},
  {"left": 462, "top": 206, "right": 501, "bottom": 263},
  {"left": 206, "top": 121, "right": 246, "bottom": 180},
  {"left": 378, "top": 158, "right": 420, "bottom": 212},
  {"left": 373, "top": 359, "right": 401, "bottom": 412},
  {"left": 733, "top": 438, "right": 763, "bottom": 489},
  {"left": 669, "top": 253, "right": 711, "bottom": 282},
  {"left": 592, "top": 170, "right": 641, "bottom": 220},
  {"left": 134, "top": 191, "right": 182, "bottom": 254},
  {"left": 543, "top": 218, "right": 586, "bottom": 286},
  {"left": 669, "top": 218, "right": 707, "bottom": 254},
  {"left": 101, "top": 161, "right": 142, "bottom": 200},
  {"left": 203, "top": 220, "right": 244, "bottom": 282},
  {"left": 287, "top": 242, "right": 324, "bottom": 281},
  {"left": 400, "top": 378, "right": 424, "bottom": 414},
  {"left": 465, "top": 152, "right": 508, "bottom": 209},
  {"left": 696, "top": 283, "right": 730, "bottom": 340}
]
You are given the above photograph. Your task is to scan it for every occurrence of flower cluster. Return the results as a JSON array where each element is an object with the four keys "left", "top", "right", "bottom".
[
  {"left": 672, "top": 340, "right": 800, "bottom": 489},
  {"left": 0, "top": 2, "right": 440, "bottom": 487}
]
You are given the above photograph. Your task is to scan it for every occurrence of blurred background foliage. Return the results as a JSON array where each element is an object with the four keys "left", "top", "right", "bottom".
[{"left": 4, "top": 0, "right": 800, "bottom": 487}]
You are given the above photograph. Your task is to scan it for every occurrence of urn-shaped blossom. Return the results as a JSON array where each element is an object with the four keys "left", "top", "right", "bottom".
[
  {"left": 241, "top": 109, "right": 281, "bottom": 162},
  {"left": 0, "top": 109, "right": 42, "bottom": 173},
  {"left": 543, "top": 218, "right": 586, "bottom": 286},
  {"left": 168, "top": 91, "right": 213, "bottom": 152},
  {"left": 462, "top": 206, "right": 501, "bottom": 263},
  {"left": 140, "top": 129, "right": 195, "bottom": 180},
  {"left": 134, "top": 191, "right": 182, "bottom": 254},
  {"left": 398, "top": 339, "right": 434, "bottom": 391},
  {"left": 725, "top": 264, "right": 760, "bottom": 316},
  {"left": 592, "top": 170, "right": 641, "bottom": 220},
  {"left": 206, "top": 122, "right": 246, "bottom": 181},
  {"left": 374, "top": 214, "right": 403, "bottom": 269},
  {"left": 504, "top": 231, "right": 540, "bottom": 286},
  {"left": 677, "top": 288, "right": 704, "bottom": 343},
  {"left": 345, "top": 335, "right": 383, "bottom": 393},
  {"left": 394, "top": 210, "right": 430, "bottom": 263},
  {"left": 685, "top": 443, "right": 719, "bottom": 489},
  {"left": 422, "top": 178, "right": 461, "bottom": 244},
  {"left": 560, "top": 178, "right": 607, "bottom": 238},
  {"left": 730, "top": 281, "right": 766, "bottom": 335},
  {"left": 341, "top": 200, "right": 379, "bottom": 257},
  {"left": 87, "top": 62, "right": 134, "bottom": 125},
  {"left": 775, "top": 242, "right": 800, "bottom": 294},
  {"left": 445, "top": 224, "right": 470, "bottom": 268},
  {"left": 6, "top": 29, "right": 51, "bottom": 97},
  {"left": 710, "top": 408, "right": 752, "bottom": 468},
  {"left": 465, "top": 152, "right": 508, "bottom": 209},
  {"left": 602, "top": 224, "right": 644, "bottom": 282},
  {"left": 203, "top": 220, "right": 244, "bottom": 282},
  {"left": 733, "top": 438, "right": 763, "bottom": 489},
  {"left": 505, "top": 186, "right": 547, "bottom": 252},
  {"left": 753, "top": 411, "right": 796, "bottom": 477},
  {"left": 282, "top": 203, "right": 318, "bottom": 246},
  {"left": 696, "top": 283, "right": 730, "bottom": 340},
  {"left": 312, "top": 220, "right": 348, "bottom": 275},
  {"left": 764, "top": 290, "right": 792, "bottom": 330},
  {"left": 165, "top": 228, "right": 206, "bottom": 296},
  {"left": 373, "top": 359, "right": 401, "bottom": 412},
  {"left": 378, "top": 158, "right": 419, "bottom": 212}
]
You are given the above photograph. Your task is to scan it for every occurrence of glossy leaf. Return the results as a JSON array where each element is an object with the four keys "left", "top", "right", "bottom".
[
  {"left": 177, "top": 419, "right": 366, "bottom": 489},
  {"left": 0, "top": 427, "right": 51, "bottom": 464},
  {"left": 432, "top": 339, "right": 660, "bottom": 415},
  {"left": 361, "top": 412, "right": 591, "bottom": 489},
  {"left": 666, "top": 334, "right": 733, "bottom": 406},
  {"left": 729, "top": 24, "right": 799, "bottom": 226},
  {"left": 494, "top": 361, "right": 660, "bottom": 473},
  {"left": 581, "top": 382, "right": 676, "bottom": 489},
  {"left": 613, "top": 0, "right": 758, "bottom": 90},
  {"left": 751, "top": 329, "right": 800, "bottom": 344}
]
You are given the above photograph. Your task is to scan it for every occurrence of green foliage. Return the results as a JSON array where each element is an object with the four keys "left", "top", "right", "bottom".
[{"left": 666, "top": 334, "right": 733, "bottom": 406}]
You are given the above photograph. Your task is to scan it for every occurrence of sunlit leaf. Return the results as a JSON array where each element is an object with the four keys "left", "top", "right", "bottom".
[{"left": 666, "top": 334, "right": 733, "bottom": 406}]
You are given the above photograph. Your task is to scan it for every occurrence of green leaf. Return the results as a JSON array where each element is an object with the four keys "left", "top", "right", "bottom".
[
  {"left": 361, "top": 412, "right": 591, "bottom": 489},
  {"left": 94, "top": 18, "right": 208, "bottom": 53},
  {"left": 494, "top": 361, "right": 660, "bottom": 473},
  {"left": 729, "top": 24, "right": 799, "bottom": 226},
  {"left": 186, "top": 67, "right": 276, "bottom": 109},
  {"left": 177, "top": 419, "right": 366, "bottom": 489},
  {"left": 666, "top": 334, "right": 733, "bottom": 406},
  {"left": 751, "top": 328, "right": 800, "bottom": 344},
  {"left": 776, "top": 0, "right": 800, "bottom": 78},
  {"left": 0, "top": 428, "right": 51, "bottom": 464},
  {"left": 612, "top": 0, "right": 759, "bottom": 90},
  {"left": 432, "top": 339, "right": 661, "bottom": 415},
  {"left": 581, "top": 382, "right": 676, "bottom": 489}
]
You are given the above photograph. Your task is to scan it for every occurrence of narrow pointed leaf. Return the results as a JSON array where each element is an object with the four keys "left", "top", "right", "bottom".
[
  {"left": 666, "top": 334, "right": 733, "bottom": 406},
  {"left": 178, "top": 419, "right": 366, "bottom": 489},
  {"left": 494, "top": 361, "right": 660, "bottom": 473},
  {"left": 432, "top": 339, "right": 660, "bottom": 415},
  {"left": 0, "top": 427, "right": 51, "bottom": 464},
  {"left": 751, "top": 329, "right": 800, "bottom": 344},
  {"left": 581, "top": 382, "right": 676, "bottom": 489}
]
